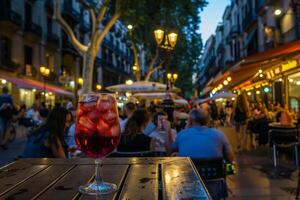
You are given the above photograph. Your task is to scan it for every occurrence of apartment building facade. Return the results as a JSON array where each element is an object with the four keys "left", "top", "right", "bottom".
[
  {"left": 0, "top": 0, "right": 134, "bottom": 107},
  {"left": 199, "top": 0, "right": 300, "bottom": 108}
]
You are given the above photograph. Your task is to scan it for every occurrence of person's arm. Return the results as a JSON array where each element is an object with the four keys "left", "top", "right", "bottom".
[
  {"left": 51, "top": 137, "right": 66, "bottom": 158},
  {"left": 221, "top": 133, "right": 234, "bottom": 162}
]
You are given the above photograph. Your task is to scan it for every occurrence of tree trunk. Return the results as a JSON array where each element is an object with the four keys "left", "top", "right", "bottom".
[{"left": 82, "top": 49, "right": 96, "bottom": 93}]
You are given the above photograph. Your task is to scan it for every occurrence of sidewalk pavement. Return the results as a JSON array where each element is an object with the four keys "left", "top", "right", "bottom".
[
  {"left": 0, "top": 131, "right": 27, "bottom": 167},
  {"left": 219, "top": 126, "right": 297, "bottom": 200}
]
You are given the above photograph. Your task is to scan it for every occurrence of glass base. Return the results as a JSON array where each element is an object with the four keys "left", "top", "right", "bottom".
[{"left": 79, "top": 181, "right": 118, "bottom": 195}]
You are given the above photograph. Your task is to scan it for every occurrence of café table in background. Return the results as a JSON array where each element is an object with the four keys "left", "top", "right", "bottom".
[{"left": 0, "top": 157, "right": 211, "bottom": 200}]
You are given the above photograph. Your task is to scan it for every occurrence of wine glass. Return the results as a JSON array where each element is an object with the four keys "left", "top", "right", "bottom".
[{"left": 75, "top": 93, "right": 120, "bottom": 195}]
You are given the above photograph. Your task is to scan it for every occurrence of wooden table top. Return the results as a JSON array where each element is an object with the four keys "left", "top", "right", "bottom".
[{"left": 0, "top": 157, "right": 211, "bottom": 200}]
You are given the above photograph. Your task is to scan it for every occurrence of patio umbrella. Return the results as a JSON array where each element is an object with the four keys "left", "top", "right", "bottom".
[
  {"left": 106, "top": 81, "right": 180, "bottom": 93},
  {"left": 133, "top": 92, "right": 178, "bottom": 99},
  {"left": 211, "top": 92, "right": 236, "bottom": 100}
]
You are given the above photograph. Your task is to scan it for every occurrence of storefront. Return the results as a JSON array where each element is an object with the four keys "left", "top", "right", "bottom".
[{"left": 0, "top": 71, "right": 74, "bottom": 108}]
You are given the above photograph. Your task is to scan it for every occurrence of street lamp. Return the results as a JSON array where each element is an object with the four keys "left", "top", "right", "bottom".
[
  {"left": 78, "top": 77, "right": 84, "bottom": 86},
  {"left": 40, "top": 66, "right": 50, "bottom": 101},
  {"left": 167, "top": 73, "right": 178, "bottom": 91},
  {"left": 154, "top": 29, "right": 178, "bottom": 50},
  {"left": 125, "top": 79, "right": 133, "bottom": 85},
  {"left": 274, "top": 9, "right": 282, "bottom": 16},
  {"left": 96, "top": 84, "right": 102, "bottom": 91}
]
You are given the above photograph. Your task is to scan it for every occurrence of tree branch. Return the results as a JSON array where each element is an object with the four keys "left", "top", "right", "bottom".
[
  {"left": 144, "top": 64, "right": 163, "bottom": 81},
  {"left": 94, "top": 12, "right": 120, "bottom": 52},
  {"left": 88, "top": 8, "right": 96, "bottom": 36},
  {"left": 53, "top": 0, "right": 87, "bottom": 54},
  {"left": 147, "top": 47, "right": 160, "bottom": 72},
  {"left": 131, "top": 39, "right": 141, "bottom": 81},
  {"left": 97, "top": 0, "right": 110, "bottom": 23}
]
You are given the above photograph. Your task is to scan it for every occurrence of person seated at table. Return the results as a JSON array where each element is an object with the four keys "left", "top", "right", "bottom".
[
  {"left": 120, "top": 102, "right": 136, "bottom": 134},
  {"left": 167, "top": 108, "right": 234, "bottom": 161},
  {"left": 22, "top": 107, "right": 69, "bottom": 158},
  {"left": 117, "top": 109, "right": 154, "bottom": 152},
  {"left": 148, "top": 112, "right": 177, "bottom": 154},
  {"left": 167, "top": 108, "right": 234, "bottom": 200}
]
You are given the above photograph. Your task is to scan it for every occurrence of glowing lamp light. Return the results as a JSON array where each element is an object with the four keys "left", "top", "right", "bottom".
[
  {"left": 264, "top": 87, "right": 270, "bottom": 93},
  {"left": 223, "top": 80, "right": 228, "bottom": 85},
  {"left": 167, "top": 32, "right": 178, "bottom": 48},
  {"left": 258, "top": 69, "right": 263, "bottom": 74},
  {"left": 259, "top": 74, "right": 264, "bottom": 78},
  {"left": 167, "top": 73, "right": 172, "bottom": 80},
  {"left": 154, "top": 29, "right": 165, "bottom": 45},
  {"left": 256, "top": 90, "right": 261, "bottom": 95},
  {"left": 125, "top": 92, "right": 132, "bottom": 97},
  {"left": 219, "top": 84, "right": 223, "bottom": 89},
  {"left": 1, "top": 79, "right": 7, "bottom": 84},
  {"left": 96, "top": 84, "right": 102, "bottom": 91},
  {"left": 247, "top": 91, "right": 251, "bottom": 96},
  {"left": 274, "top": 9, "right": 282, "bottom": 16},
  {"left": 32, "top": 88, "right": 36, "bottom": 92},
  {"left": 125, "top": 79, "right": 133, "bottom": 85},
  {"left": 289, "top": 79, "right": 294, "bottom": 83},
  {"left": 278, "top": 78, "right": 283, "bottom": 82},
  {"left": 78, "top": 77, "right": 83, "bottom": 85},
  {"left": 227, "top": 77, "right": 232, "bottom": 82},
  {"left": 132, "top": 65, "right": 138, "bottom": 71},
  {"left": 296, "top": 81, "right": 300, "bottom": 85},
  {"left": 40, "top": 66, "right": 46, "bottom": 74},
  {"left": 173, "top": 73, "right": 178, "bottom": 80},
  {"left": 127, "top": 24, "right": 133, "bottom": 30},
  {"left": 231, "top": 97, "right": 235, "bottom": 101}
]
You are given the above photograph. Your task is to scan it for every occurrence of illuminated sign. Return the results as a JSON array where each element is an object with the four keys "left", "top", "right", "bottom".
[{"left": 282, "top": 60, "right": 298, "bottom": 72}]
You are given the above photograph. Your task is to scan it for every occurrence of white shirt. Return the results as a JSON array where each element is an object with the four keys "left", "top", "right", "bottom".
[{"left": 149, "top": 129, "right": 177, "bottom": 152}]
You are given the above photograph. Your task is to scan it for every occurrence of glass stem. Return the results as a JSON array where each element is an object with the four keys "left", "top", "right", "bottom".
[{"left": 95, "top": 158, "right": 103, "bottom": 184}]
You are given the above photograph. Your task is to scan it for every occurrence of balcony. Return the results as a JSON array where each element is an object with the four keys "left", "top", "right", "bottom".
[
  {"left": 242, "top": 12, "right": 257, "bottom": 32},
  {"left": 24, "top": 22, "right": 42, "bottom": 42},
  {"left": 46, "top": 32, "right": 60, "bottom": 50},
  {"left": 0, "top": 3, "right": 22, "bottom": 32},
  {"left": 62, "top": 2, "right": 80, "bottom": 25},
  {"left": 0, "top": 60, "right": 20, "bottom": 72}
]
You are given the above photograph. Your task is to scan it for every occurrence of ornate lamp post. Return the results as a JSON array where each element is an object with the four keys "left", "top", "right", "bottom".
[
  {"left": 154, "top": 29, "right": 178, "bottom": 50},
  {"left": 166, "top": 72, "right": 178, "bottom": 91},
  {"left": 40, "top": 66, "right": 50, "bottom": 101}
]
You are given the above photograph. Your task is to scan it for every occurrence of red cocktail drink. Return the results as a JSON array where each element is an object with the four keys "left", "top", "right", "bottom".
[{"left": 75, "top": 93, "right": 120, "bottom": 195}]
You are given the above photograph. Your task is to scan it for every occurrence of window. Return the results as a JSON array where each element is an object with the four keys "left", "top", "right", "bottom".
[{"left": 0, "top": 36, "right": 12, "bottom": 66}]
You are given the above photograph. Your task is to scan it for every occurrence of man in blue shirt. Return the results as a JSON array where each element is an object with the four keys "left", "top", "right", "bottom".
[{"left": 169, "top": 108, "right": 234, "bottom": 162}]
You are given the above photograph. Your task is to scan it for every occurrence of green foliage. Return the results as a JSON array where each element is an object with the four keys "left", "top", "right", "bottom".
[{"left": 118, "top": 0, "right": 207, "bottom": 99}]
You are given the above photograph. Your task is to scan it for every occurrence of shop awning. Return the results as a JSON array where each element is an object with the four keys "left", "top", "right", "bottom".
[
  {"left": 204, "top": 40, "right": 300, "bottom": 92},
  {"left": 0, "top": 72, "right": 74, "bottom": 97}
]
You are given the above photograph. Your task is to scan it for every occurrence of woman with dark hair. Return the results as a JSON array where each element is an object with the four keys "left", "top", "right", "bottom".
[
  {"left": 117, "top": 109, "right": 153, "bottom": 152},
  {"left": 22, "top": 107, "right": 69, "bottom": 158},
  {"left": 233, "top": 93, "right": 249, "bottom": 151}
]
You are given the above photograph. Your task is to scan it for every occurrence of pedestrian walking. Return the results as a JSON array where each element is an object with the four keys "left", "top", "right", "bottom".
[
  {"left": 0, "top": 86, "right": 14, "bottom": 150},
  {"left": 233, "top": 93, "right": 250, "bottom": 151}
]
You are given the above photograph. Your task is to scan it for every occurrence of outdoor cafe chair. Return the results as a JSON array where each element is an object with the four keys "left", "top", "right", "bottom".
[
  {"left": 268, "top": 128, "right": 300, "bottom": 167},
  {"left": 192, "top": 157, "right": 228, "bottom": 200}
]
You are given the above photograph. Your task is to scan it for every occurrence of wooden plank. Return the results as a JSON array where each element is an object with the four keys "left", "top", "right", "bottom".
[
  {"left": 118, "top": 164, "right": 158, "bottom": 200},
  {"left": 37, "top": 165, "right": 95, "bottom": 200},
  {"left": 162, "top": 158, "right": 211, "bottom": 200},
  {"left": 0, "top": 161, "right": 47, "bottom": 195},
  {"left": 0, "top": 165, "right": 74, "bottom": 200},
  {"left": 80, "top": 164, "right": 129, "bottom": 200},
  {"left": 18, "top": 157, "right": 187, "bottom": 165}
]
